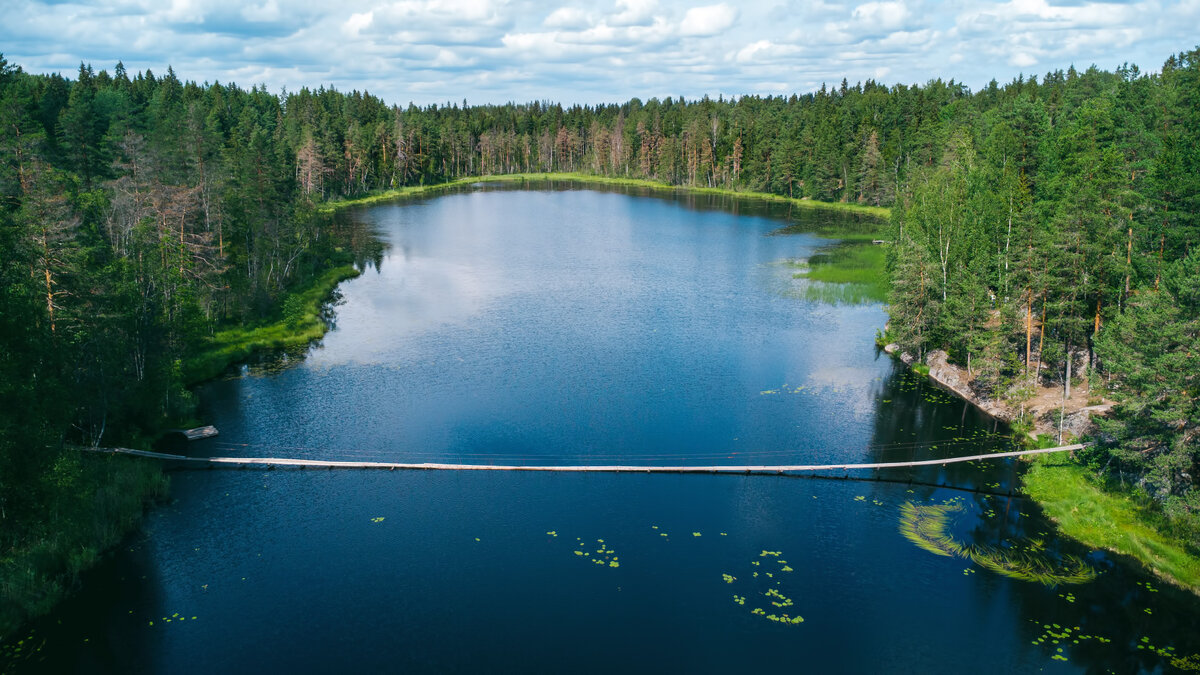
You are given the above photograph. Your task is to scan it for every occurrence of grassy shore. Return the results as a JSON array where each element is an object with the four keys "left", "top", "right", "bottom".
[
  {"left": 1022, "top": 452, "right": 1200, "bottom": 594},
  {"left": 3, "top": 249, "right": 361, "bottom": 647},
  {"left": 182, "top": 265, "right": 361, "bottom": 385},
  {"left": 316, "top": 172, "right": 892, "bottom": 219},
  {"left": 0, "top": 453, "right": 168, "bottom": 641}
]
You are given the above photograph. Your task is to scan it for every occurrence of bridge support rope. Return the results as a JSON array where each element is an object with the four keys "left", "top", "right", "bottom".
[{"left": 87, "top": 443, "right": 1084, "bottom": 475}]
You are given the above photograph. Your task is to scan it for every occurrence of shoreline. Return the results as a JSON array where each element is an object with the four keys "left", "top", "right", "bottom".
[
  {"left": 315, "top": 173, "right": 892, "bottom": 219},
  {"left": 8, "top": 176, "right": 1193, "bottom": 645},
  {"left": 882, "top": 343, "right": 1200, "bottom": 596},
  {"left": 181, "top": 265, "right": 361, "bottom": 386},
  {"left": 153, "top": 176, "right": 1200, "bottom": 596}
]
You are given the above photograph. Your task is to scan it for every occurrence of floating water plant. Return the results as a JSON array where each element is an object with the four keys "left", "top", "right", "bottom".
[
  {"left": 370, "top": 516, "right": 385, "bottom": 523},
  {"left": 563, "top": 534, "right": 621, "bottom": 569},
  {"left": 1027, "top": 621, "right": 1189, "bottom": 668},
  {"left": 728, "top": 549, "right": 804, "bottom": 626}
]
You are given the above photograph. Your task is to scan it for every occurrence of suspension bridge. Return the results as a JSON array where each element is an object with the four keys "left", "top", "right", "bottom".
[{"left": 88, "top": 443, "right": 1084, "bottom": 475}]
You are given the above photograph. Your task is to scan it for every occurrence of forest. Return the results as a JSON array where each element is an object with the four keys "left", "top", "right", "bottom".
[{"left": 1, "top": 46, "right": 1198, "bottom": 632}]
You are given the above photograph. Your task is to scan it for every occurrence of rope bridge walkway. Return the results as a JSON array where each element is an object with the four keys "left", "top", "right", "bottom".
[{"left": 88, "top": 443, "right": 1084, "bottom": 475}]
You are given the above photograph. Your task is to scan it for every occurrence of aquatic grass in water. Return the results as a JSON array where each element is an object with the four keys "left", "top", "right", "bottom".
[
  {"left": 0, "top": 628, "right": 46, "bottom": 671},
  {"left": 898, "top": 502, "right": 966, "bottom": 558},
  {"left": 785, "top": 243, "right": 888, "bottom": 305},
  {"left": 898, "top": 501, "right": 1099, "bottom": 586}
]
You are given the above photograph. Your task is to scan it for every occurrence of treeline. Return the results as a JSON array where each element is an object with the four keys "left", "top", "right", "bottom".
[
  {"left": 885, "top": 48, "right": 1200, "bottom": 536},
  {"left": 0, "top": 50, "right": 1090, "bottom": 466},
  {"left": 2, "top": 46, "right": 1199, "bottom": 621}
]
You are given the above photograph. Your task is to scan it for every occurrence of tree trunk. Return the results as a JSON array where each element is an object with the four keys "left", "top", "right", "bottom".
[{"left": 1064, "top": 345, "right": 1072, "bottom": 401}]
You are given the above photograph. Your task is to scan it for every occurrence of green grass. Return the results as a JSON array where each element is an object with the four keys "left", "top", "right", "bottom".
[
  {"left": 0, "top": 453, "right": 168, "bottom": 641},
  {"left": 314, "top": 180, "right": 481, "bottom": 212},
  {"left": 182, "top": 264, "right": 361, "bottom": 384},
  {"left": 317, "top": 172, "right": 892, "bottom": 219},
  {"left": 1023, "top": 453, "right": 1200, "bottom": 594},
  {"left": 791, "top": 243, "right": 888, "bottom": 304}
]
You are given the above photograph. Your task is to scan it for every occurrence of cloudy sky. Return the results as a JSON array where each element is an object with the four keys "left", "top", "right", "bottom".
[{"left": 3, "top": 0, "right": 1198, "bottom": 106}]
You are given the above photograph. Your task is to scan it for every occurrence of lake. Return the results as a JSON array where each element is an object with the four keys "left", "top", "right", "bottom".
[{"left": 10, "top": 184, "right": 1200, "bottom": 673}]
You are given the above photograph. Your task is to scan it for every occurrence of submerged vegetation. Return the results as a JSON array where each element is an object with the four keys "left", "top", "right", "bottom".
[
  {"left": 790, "top": 243, "right": 889, "bottom": 304},
  {"left": 898, "top": 499, "right": 1098, "bottom": 586}
]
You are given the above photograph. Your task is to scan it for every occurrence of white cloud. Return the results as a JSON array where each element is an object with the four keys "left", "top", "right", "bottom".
[
  {"left": 544, "top": 7, "right": 591, "bottom": 29},
  {"left": 735, "top": 40, "right": 774, "bottom": 63},
  {"left": 164, "top": 0, "right": 205, "bottom": 23},
  {"left": 611, "top": 0, "right": 658, "bottom": 26},
  {"left": 731, "top": 39, "right": 803, "bottom": 64},
  {"left": 876, "top": 29, "right": 936, "bottom": 48},
  {"left": 431, "top": 48, "right": 476, "bottom": 68},
  {"left": 241, "top": 0, "right": 281, "bottom": 22},
  {"left": 1010, "top": 51, "right": 1038, "bottom": 67},
  {"left": 344, "top": 11, "right": 373, "bottom": 37},
  {"left": 680, "top": 4, "right": 738, "bottom": 36},
  {"left": 2, "top": 0, "right": 1197, "bottom": 106},
  {"left": 851, "top": 1, "right": 910, "bottom": 30}
]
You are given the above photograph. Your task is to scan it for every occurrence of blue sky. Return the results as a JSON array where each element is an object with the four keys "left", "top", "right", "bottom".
[{"left": 3, "top": 0, "right": 1198, "bottom": 105}]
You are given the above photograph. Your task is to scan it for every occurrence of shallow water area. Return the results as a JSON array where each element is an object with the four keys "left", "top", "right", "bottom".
[{"left": 10, "top": 185, "right": 1200, "bottom": 674}]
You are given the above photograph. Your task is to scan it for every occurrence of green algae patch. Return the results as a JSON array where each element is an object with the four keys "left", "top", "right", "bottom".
[{"left": 1022, "top": 453, "right": 1200, "bottom": 594}]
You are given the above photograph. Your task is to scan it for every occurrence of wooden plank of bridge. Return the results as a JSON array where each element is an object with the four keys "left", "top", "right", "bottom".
[
  {"left": 182, "top": 426, "right": 219, "bottom": 441},
  {"left": 87, "top": 444, "right": 1085, "bottom": 474}
]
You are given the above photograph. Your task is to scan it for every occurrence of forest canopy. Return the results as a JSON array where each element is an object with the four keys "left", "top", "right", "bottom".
[{"left": 1, "top": 46, "right": 1198, "bottom": 625}]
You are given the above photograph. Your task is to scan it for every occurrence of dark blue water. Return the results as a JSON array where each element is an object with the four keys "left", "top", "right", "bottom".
[{"left": 10, "top": 186, "right": 1200, "bottom": 674}]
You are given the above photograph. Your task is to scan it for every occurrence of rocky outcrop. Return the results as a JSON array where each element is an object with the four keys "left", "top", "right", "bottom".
[
  {"left": 883, "top": 343, "right": 914, "bottom": 365},
  {"left": 881, "top": 346, "right": 1111, "bottom": 438},
  {"left": 923, "top": 350, "right": 1012, "bottom": 420}
]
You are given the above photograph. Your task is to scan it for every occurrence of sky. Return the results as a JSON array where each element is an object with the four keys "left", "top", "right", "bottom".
[{"left": 3, "top": 0, "right": 1198, "bottom": 106}]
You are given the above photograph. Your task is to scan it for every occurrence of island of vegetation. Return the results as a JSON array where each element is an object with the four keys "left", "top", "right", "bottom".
[{"left": 1, "top": 46, "right": 1198, "bottom": 637}]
